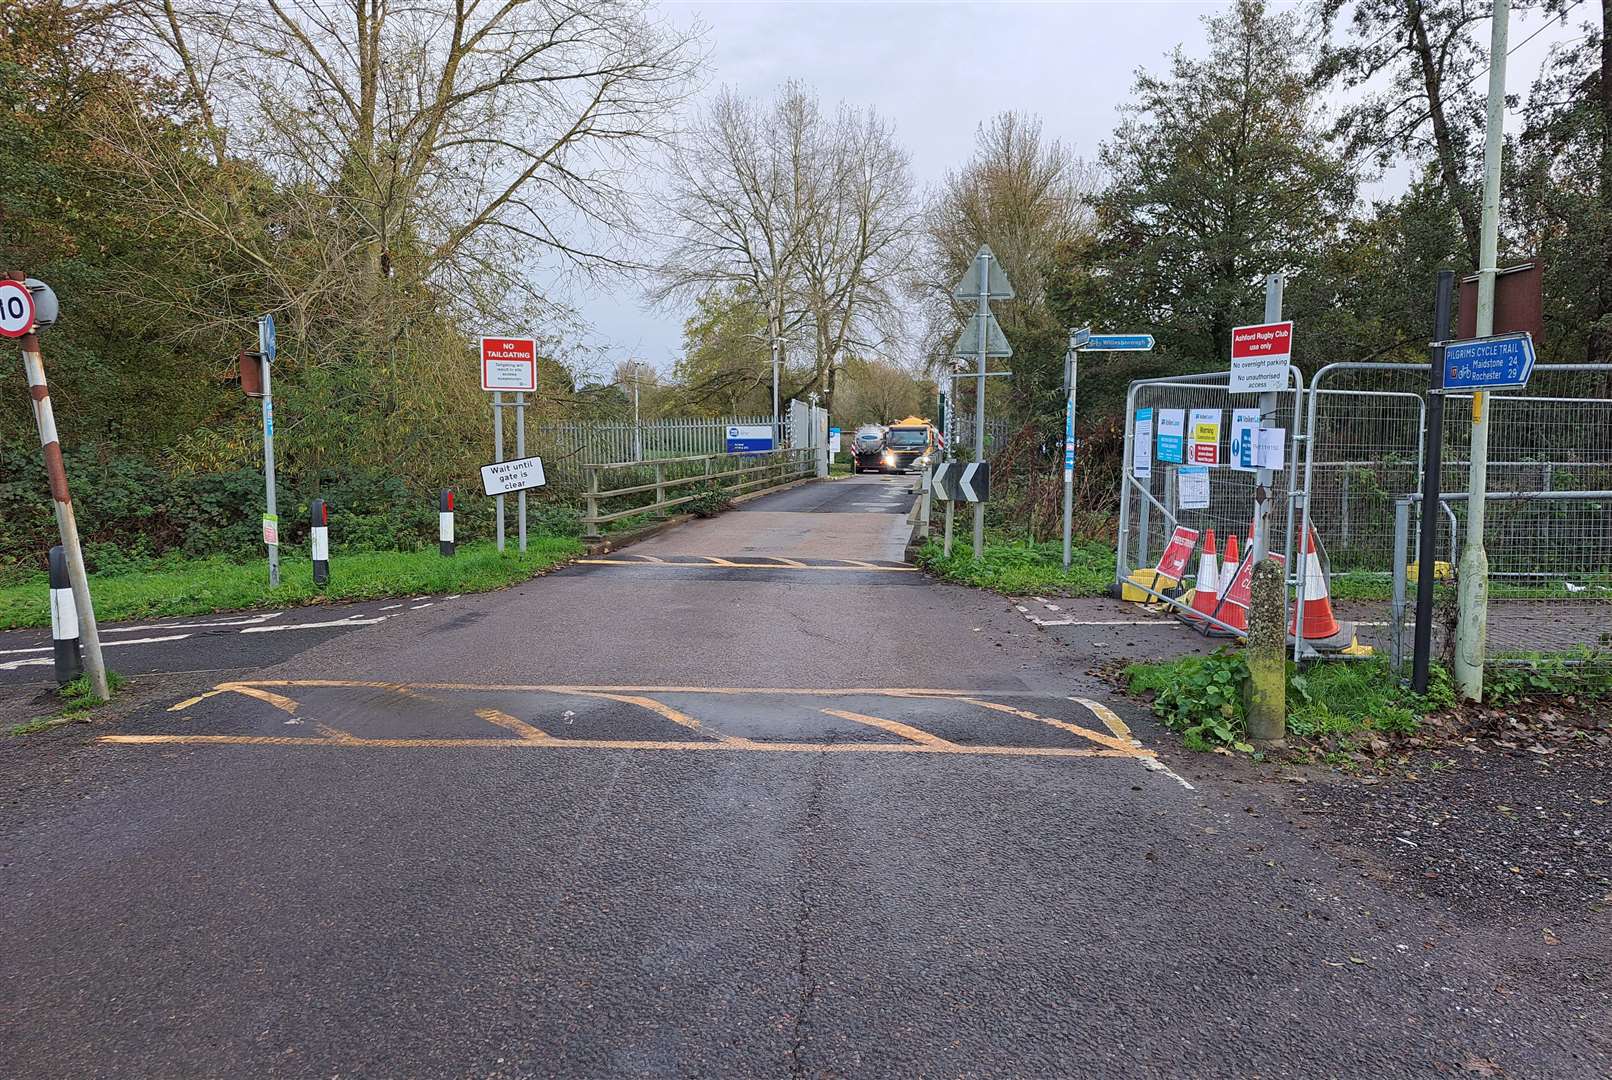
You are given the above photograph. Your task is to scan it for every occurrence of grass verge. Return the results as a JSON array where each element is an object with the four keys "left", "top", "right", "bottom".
[
  {"left": 0, "top": 539, "right": 583, "bottom": 630},
  {"left": 1125, "top": 653, "right": 1453, "bottom": 757},
  {"left": 914, "top": 536, "right": 1116, "bottom": 597},
  {"left": 5, "top": 671, "right": 128, "bottom": 736}
]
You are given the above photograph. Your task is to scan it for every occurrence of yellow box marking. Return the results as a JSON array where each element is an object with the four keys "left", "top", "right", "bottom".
[
  {"left": 819, "top": 707, "right": 958, "bottom": 749},
  {"left": 916, "top": 694, "right": 1147, "bottom": 757},
  {"left": 97, "top": 732, "right": 1135, "bottom": 757},
  {"left": 1072, "top": 696, "right": 1132, "bottom": 741},
  {"left": 475, "top": 708, "right": 552, "bottom": 742},
  {"left": 126, "top": 679, "right": 1155, "bottom": 762}
]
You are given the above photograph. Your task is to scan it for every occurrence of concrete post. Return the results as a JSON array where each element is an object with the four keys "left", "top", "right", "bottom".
[
  {"left": 1244, "top": 559, "right": 1287, "bottom": 746},
  {"left": 1454, "top": 0, "right": 1511, "bottom": 701}
]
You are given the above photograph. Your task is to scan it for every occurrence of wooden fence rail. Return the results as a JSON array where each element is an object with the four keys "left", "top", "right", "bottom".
[{"left": 581, "top": 448, "right": 816, "bottom": 538}]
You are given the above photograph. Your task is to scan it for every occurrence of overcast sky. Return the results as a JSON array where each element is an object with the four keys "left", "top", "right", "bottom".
[{"left": 563, "top": 0, "right": 1579, "bottom": 376}]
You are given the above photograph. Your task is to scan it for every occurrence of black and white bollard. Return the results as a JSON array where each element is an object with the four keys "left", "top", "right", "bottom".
[
  {"left": 310, "top": 498, "right": 330, "bottom": 586},
  {"left": 48, "top": 545, "right": 82, "bottom": 685},
  {"left": 439, "top": 489, "right": 455, "bottom": 556}
]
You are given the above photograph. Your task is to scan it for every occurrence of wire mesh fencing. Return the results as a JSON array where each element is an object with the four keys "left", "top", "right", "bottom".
[
  {"left": 531, "top": 414, "right": 783, "bottom": 494},
  {"left": 1117, "top": 370, "right": 1305, "bottom": 582}
]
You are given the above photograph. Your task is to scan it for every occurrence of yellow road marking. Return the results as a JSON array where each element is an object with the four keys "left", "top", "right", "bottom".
[
  {"left": 568, "top": 691, "right": 736, "bottom": 743},
  {"left": 167, "top": 689, "right": 227, "bottom": 712},
  {"left": 97, "top": 733, "right": 1134, "bottom": 757},
  {"left": 475, "top": 708, "right": 552, "bottom": 742},
  {"left": 909, "top": 694, "right": 1147, "bottom": 757},
  {"left": 1072, "top": 696, "right": 1132, "bottom": 741},
  {"left": 575, "top": 559, "right": 916, "bottom": 573},
  {"left": 206, "top": 680, "right": 1007, "bottom": 696},
  {"left": 819, "top": 707, "right": 958, "bottom": 749},
  {"left": 314, "top": 722, "right": 360, "bottom": 744},
  {"left": 220, "top": 683, "right": 302, "bottom": 716}
]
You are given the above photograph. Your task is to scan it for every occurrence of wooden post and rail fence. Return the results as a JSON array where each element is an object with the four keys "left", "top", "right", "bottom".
[{"left": 581, "top": 448, "right": 817, "bottom": 539}]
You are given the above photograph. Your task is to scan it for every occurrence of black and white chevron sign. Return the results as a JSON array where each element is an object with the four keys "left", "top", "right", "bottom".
[{"left": 931, "top": 462, "right": 990, "bottom": 503}]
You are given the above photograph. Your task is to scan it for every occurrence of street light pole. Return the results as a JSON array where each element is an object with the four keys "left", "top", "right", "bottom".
[{"left": 1454, "top": 0, "right": 1511, "bottom": 702}]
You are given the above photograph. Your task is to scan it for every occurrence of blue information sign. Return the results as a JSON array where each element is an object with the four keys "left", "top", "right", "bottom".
[
  {"left": 726, "top": 424, "right": 774, "bottom": 453},
  {"left": 1439, "top": 332, "right": 1536, "bottom": 392},
  {"left": 1084, "top": 334, "right": 1155, "bottom": 352}
]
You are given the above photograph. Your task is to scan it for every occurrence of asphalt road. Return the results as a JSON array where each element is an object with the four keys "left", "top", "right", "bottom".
[{"left": 3, "top": 475, "right": 1606, "bottom": 1079}]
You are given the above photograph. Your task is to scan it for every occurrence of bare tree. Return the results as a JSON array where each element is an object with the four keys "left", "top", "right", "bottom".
[
  {"left": 119, "top": 0, "right": 702, "bottom": 323},
  {"left": 656, "top": 82, "right": 916, "bottom": 412},
  {"left": 914, "top": 112, "right": 1097, "bottom": 368}
]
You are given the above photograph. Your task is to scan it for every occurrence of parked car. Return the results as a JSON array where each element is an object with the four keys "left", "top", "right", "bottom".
[
  {"left": 851, "top": 425, "right": 888, "bottom": 473},
  {"left": 881, "top": 417, "right": 938, "bottom": 473}
]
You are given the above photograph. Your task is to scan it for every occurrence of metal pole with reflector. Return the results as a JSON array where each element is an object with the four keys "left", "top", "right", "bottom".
[
  {"left": 310, "top": 499, "right": 330, "bottom": 586},
  {"left": 48, "top": 545, "right": 82, "bottom": 685},
  {"left": 439, "top": 490, "right": 455, "bottom": 556}
]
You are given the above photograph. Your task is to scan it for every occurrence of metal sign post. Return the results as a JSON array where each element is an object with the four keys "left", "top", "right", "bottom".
[
  {"left": 493, "top": 391, "right": 505, "bottom": 551},
  {"left": 258, "top": 315, "right": 280, "bottom": 588},
  {"left": 1251, "top": 275, "right": 1283, "bottom": 564},
  {"left": 1412, "top": 270, "right": 1456, "bottom": 693},
  {"left": 1061, "top": 327, "right": 1089, "bottom": 570},
  {"left": 951, "top": 245, "right": 1013, "bottom": 560},
  {"left": 516, "top": 391, "right": 527, "bottom": 553}
]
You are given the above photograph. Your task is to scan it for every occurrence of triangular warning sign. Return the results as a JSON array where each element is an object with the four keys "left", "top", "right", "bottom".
[
  {"left": 952, "top": 245, "right": 1015, "bottom": 301},
  {"left": 953, "top": 313, "right": 1013, "bottom": 358}
]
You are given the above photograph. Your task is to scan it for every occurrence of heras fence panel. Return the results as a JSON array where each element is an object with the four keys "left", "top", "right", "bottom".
[
  {"left": 1304, "top": 363, "right": 1612, "bottom": 667},
  {"left": 1116, "top": 367, "right": 1307, "bottom": 600}
]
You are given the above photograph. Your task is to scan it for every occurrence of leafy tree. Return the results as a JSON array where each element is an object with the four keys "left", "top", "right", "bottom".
[
  {"left": 1318, "top": 0, "right": 1490, "bottom": 264},
  {"left": 1093, "top": 0, "right": 1355, "bottom": 368}
]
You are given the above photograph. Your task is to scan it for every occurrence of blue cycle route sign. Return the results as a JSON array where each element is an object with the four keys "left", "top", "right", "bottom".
[
  {"left": 1439, "top": 332, "right": 1536, "bottom": 392},
  {"left": 1084, "top": 334, "right": 1155, "bottom": 352}
]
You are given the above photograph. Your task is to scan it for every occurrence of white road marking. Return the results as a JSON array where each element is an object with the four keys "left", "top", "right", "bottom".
[
  {"left": 379, "top": 604, "right": 403, "bottom": 610},
  {"left": 239, "top": 616, "right": 391, "bottom": 634},
  {"left": 410, "top": 603, "right": 434, "bottom": 610},
  {"left": 1070, "top": 696, "right": 1195, "bottom": 791},
  {"left": 102, "top": 612, "right": 286, "bottom": 633},
  {"left": 0, "top": 634, "right": 192, "bottom": 670},
  {"left": 445, "top": 594, "right": 462, "bottom": 600}
]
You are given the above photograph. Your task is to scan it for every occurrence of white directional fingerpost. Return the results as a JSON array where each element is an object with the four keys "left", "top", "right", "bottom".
[{"left": 953, "top": 246, "right": 1012, "bottom": 560}]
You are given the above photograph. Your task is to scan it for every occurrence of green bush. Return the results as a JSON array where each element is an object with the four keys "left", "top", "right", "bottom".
[{"left": 1128, "top": 651, "right": 1252, "bottom": 751}]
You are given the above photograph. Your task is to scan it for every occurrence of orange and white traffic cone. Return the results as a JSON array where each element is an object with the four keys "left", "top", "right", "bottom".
[
  {"left": 1185, "top": 529, "right": 1220, "bottom": 623},
  {"left": 1289, "top": 526, "right": 1341, "bottom": 639},
  {"left": 1213, "top": 533, "right": 1245, "bottom": 634}
]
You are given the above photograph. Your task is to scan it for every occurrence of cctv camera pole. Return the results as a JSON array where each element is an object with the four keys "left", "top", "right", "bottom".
[{"left": 11, "top": 275, "right": 108, "bottom": 700}]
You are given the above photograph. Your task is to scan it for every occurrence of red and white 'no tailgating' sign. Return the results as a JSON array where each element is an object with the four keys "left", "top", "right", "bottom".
[
  {"left": 480, "top": 336, "right": 537, "bottom": 392},
  {"left": 0, "top": 280, "right": 36, "bottom": 339}
]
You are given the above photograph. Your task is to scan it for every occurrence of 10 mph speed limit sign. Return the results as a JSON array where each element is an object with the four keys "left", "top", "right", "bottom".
[{"left": 0, "top": 280, "right": 35, "bottom": 338}]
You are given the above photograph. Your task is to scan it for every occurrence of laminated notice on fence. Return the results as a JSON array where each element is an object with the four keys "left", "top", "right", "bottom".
[
  {"left": 1188, "top": 408, "right": 1221, "bottom": 466},
  {"left": 1156, "top": 527, "right": 1200, "bottom": 581},
  {"left": 1179, "top": 465, "right": 1211, "bottom": 510},
  {"left": 1156, "top": 409, "right": 1186, "bottom": 464},
  {"left": 1258, "top": 427, "right": 1287, "bottom": 470},
  {"left": 1229, "top": 408, "right": 1260, "bottom": 472},
  {"left": 1133, "top": 407, "right": 1153, "bottom": 478},
  {"left": 481, "top": 455, "right": 547, "bottom": 496}
]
